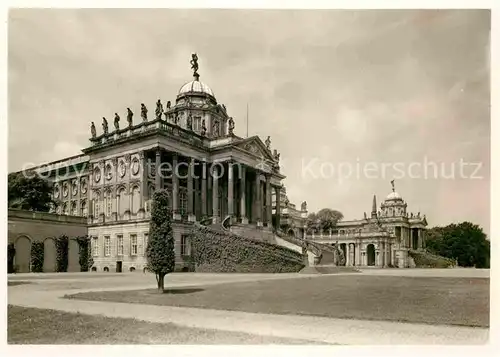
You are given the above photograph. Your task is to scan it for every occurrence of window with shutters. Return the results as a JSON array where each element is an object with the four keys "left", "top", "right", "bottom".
[
  {"left": 117, "top": 235, "right": 124, "bottom": 256},
  {"left": 92, "top": 237, "right": 99, "bottom": 257},
  {"left": 104, "top": 236, "right": 111, "bottom": 256},
  {"left": 130, "top": 234, "right": 138, "bottom": 256}
]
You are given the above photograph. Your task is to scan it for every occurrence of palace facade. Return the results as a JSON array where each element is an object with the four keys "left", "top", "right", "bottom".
[
  {"left": 31, "top": 55, "right": 287, "bottom": 272},
  {"left": 308, "top": 185, "right": 428, "bottom": 268}
]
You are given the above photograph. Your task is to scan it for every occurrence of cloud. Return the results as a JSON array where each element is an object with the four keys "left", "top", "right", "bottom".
[{"left": 8, "top": 9, "right": 490, "bottom": 234}]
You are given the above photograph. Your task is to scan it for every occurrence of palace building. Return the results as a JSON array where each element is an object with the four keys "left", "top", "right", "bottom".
[
  {"left": 10, "top": 55, "right": 428, "bottom": 272},
  {"left": 307, "top": 183, "right": 428, "bottom": 268},
  {"left": 28, "top": 54, "right": 288, "bottom": 272}
]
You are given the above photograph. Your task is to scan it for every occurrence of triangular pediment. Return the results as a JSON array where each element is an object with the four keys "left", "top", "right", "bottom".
[{"left": 234, "top": 136, "right": 276, "bottom": 161}]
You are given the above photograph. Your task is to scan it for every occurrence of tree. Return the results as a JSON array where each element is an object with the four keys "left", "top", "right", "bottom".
[
  {"left": 306, "top": 208, "right": 344, "bottom": 233},
  {"left": 146, "top": 190, "right": 175, "bottom": 291},
  {"left": 8, "top": 172, "right": 54, "bottom": 212},
  {"left": 426, "top": 222, "right": 490, "bottom": 268}
]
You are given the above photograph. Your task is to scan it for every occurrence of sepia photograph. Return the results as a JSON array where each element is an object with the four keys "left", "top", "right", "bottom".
[{"left": 5, "top": 5, "right": 491, "bottom": 348}]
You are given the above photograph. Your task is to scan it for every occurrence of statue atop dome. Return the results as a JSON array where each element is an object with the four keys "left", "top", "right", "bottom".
[
  {"left": 102, "top": 117, "right": 108, "bottom": 135},
  {"left": 190, "top": 53, "right": 199, "bottom": 80},
  {"left": 301, "top": 201, "right": 307, "bottom": 211},
  {"left": 391, "top": 179, "right": 395, "bottom": 192},
  {"left": 155, "top": 99, "right": 163, "bottom": 120},
  {"left": 127, "top": 108, "right": 133, "bottom": 127},
  {"left": 90, "top": 122, "right": 96, "bottom": 138},
  {"left": 114, "top": 113, "right": 120, "bottom": 130},
  {"left": 141, "top": 103, "right": 148, "bottom": 122}
]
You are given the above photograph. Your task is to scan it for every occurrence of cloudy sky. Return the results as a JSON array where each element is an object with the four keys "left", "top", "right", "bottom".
[{"left": 8, "top": 9, "right": 490, "bottom": 234}]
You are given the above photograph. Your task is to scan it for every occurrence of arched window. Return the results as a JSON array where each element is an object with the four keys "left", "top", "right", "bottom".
[
  {"left": 105, "top": 190, "right": 112, "bottom": 217},
  {"left": 71, "top": 201, "right": 77, "bottom": 216},
  {"left": 117, "top": 187, "right": 127, "bottom": 216},
  {"left": 81, "top": 200, "right": 87, "bottom": 217},
  {"left": 131, "top": 186, "right": 140, "bottom": 214},
  {"left": 62, "top": 202, "right": 69, "bottom": 215}
]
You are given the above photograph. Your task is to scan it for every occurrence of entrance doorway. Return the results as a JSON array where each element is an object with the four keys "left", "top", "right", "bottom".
[
  {"left": 116, "top": 261, "right": 122, "bottom": 273},
  {"left": 367, "top": 244, "right": 376, "bottom": 266}
]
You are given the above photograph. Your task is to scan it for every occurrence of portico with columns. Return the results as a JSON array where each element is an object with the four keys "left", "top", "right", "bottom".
[
  {"left": 307, "top": 182, "right": 428, "bottom": 268},
  {"left": 57, "top": 54, "right": 287, "bottom": 272}
]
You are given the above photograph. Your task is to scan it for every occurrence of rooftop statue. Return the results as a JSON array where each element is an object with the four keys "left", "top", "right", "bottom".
[
  {"left": 190, "top": 53, "right": 199, "bottom": 79},
  {"left": 102, "top": 117, "right": 108, "bottom": 135},
  {"left": 127, "top": 108, "right": 133, "bottom": 128},
  {"left": 141, "top": 103, "right": 148, "bottom": 122},
  {"left": 90, "top": 122, "right": 96, "bottom": 138},
  {"left": 166, "top": 101, "right": 171, "bottom": 109},
  {"left": 212, "top": 120, "right": 220, "bottom": 136},
  {"left": 301, "top": 201, "right": 307, "bottom": 211},
  {"left": 265, "top": 136, "right": 271, "bottom": 150},
  {"left": 228, "top": 117, "right": 235, "bottom": 135},
  {"left": 274, "top": 151, "right": 280, "bottom": 162},
  {"left": 155, "top": 99, "right": 163, "bottom": 120},
  {"left": 114, "top": 113, "right": 120, "bottom": 131}
]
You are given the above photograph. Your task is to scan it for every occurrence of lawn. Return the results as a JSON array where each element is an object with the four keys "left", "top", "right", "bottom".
[
  {"left": 67, "top": 275, "right": 490, "bottom": 327},
  {"left": 7, "top": 305, "right": 320, "bottom": 344}
]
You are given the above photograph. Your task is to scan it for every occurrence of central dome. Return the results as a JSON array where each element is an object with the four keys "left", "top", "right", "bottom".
[
  {"left": 386, "top": 191, "right": 402, "bottom": 201},
  {"left": 178, "top": 80, "right": 215, "bottom": 97}
]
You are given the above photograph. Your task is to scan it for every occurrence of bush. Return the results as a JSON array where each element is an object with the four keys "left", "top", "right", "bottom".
[
  {"left": 55, "top": 235, "right": 69, "bottom": 272},
  {"left": 31, "top": 241, "right": 44, "bottom": 272},
  {"left": 191, "top": 224, "right": 305, "bottom": 273},
  {"left": 409, "top": 250, "right": 455, "bottom": 268},
  {"left": 8, "top": 243, "right": 16, "bottom": 274},
  {"left": 146, "top": 190, "right": 176, "bottom": 291},
  {"left": 76, "top": 235, "right": 93, "bottom": 272}
]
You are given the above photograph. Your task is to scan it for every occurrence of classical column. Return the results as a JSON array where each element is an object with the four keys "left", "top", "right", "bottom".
[
  {"left": 239, "top": 165, "right": 247, "bottom": 224},
  {"left": 254, "top": 173, "right": 262, "bottom": 226},
  {"left": 265, "top": 175, "right": 272, "bottom": 227},
  {"left": 227, "top": 162, "right": 234, "bottom": 221},
  {"left": 155, "top": 149, "right": 161, "bottom": 191},
  {"left": 172, "top": 154, "right": 180, "bottom": 220},
  {"left": 212, "top": 163, "right": 219, "bottom": 224},
  {"left": 187, "top": 158, "right": 195, "bottom": 222},
  {"left": 345, "top": 244, "right": 350, "bottom": 266},
  {"left": 275, "top": 186, "right": 281, "bottom": 229},
  {"left": 207, "top": 171, "right": 213, "bottom": 217},
  {"left": 201, "top": 160, "right": 207, "bottom": 218}
]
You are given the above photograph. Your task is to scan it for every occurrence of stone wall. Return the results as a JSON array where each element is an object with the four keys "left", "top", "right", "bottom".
[{"left": 8, "top": 209, "right": 88, "bottom": 273}]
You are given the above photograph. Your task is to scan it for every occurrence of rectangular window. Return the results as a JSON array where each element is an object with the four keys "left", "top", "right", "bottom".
[
  {"left": 94, "top": 200, "right": 100, "bottom": 217},
  {"left": 107, "top": 198, "right": 112, "bottom": 217},
  {"left": 117, "top": 235, "right": 124, "bottom": 255},
  {"left": 143, "top": 233, "right": 149, "bottom": 256},
  {"left": 181, "top": 235, "right": 191, "bottom": 256},
  {"left": 104, "top": 236, "right": 111, "bottom": 257},
  {"left": 92, "top": 237, "right": 99, "bottom": 257},
  {"left": 130, "top": 234, "right": 138, "bottom": 256},
  {"left": 193, "top": 116, "right": 202, "bottom": 131}
]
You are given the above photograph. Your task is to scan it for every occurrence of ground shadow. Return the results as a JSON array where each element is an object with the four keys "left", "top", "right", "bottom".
[
  {"left": 159, "top": 288, "right": 204, "bottom": 295},
  {"left": 8, "top": 281, "right": 32, "bottom": 287}
]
